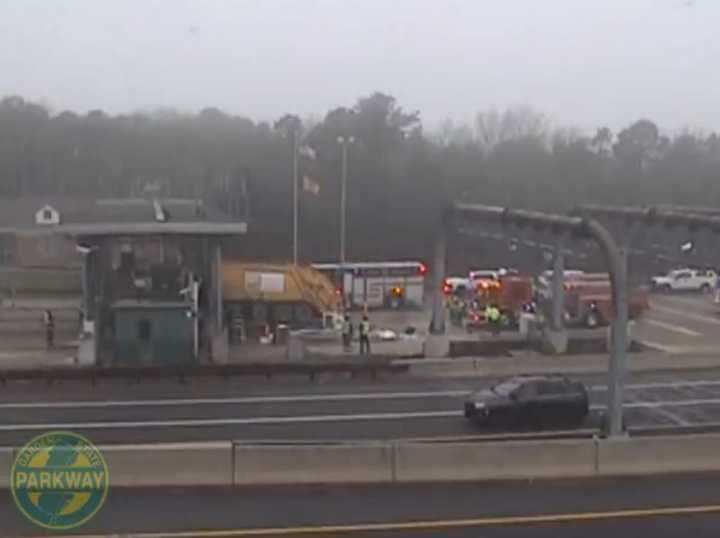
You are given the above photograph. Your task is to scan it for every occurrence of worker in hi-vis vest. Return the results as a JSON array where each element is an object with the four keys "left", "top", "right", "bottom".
[
  {"left": 484, "top": 303, "right": 501, "bottom": 336},
  {"left": 359, "top": 315, "right": 371, "bottom": 355}
]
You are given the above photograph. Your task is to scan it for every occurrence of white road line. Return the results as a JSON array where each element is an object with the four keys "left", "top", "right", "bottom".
[
  {"left": 642, "top": 318, "right": 701, "bottom": 337},
  {"left": 651, "top": 302, "right": 720, "bottom": 326},
  {"left": 5, "top": 397, "right": 720, "bottom": 431},
  {"left": 655, "top": 294, "right": 716, "bottom": 309},
  {"left": 634, "top": 339, "right": 683, "bottom": 353},
  {"left": 645, "top": 406, "right": 691, "bottom": 426},
  {"left": 0, "top": 410, "right": 463, "bottom": 431},
  {"left": 0, "top": 391, "right": 471, "bottom": 410},
  {"left": 2, "top": 379, "right": 720, "bottom": 410},
  {"left": 591, "top": 379, "right": 720, "bottom": 392},
  {"left": 624, "top": 398, "right": 720, "bottom": 409}
]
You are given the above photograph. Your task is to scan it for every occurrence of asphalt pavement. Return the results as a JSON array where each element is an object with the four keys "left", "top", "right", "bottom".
[
  {"left": 634, "top": 291, "right": 720, "bottom": 353},
  {"left": 4, "top": 474, "right": 720, "bottom": 537},
  {"left": 0, "top": 292, "right": 720, "bottom": 445},
  {"left": 3, "top": 368, "right": 720, "bottom": 444}
]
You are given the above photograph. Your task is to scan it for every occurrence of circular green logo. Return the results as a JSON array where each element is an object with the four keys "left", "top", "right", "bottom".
[{"left": 11, "top": 431, "right": 109, "bottom": 530}]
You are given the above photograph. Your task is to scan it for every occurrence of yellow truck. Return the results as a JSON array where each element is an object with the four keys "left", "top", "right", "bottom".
[{"left": 222, "top": 262, "right": 342, "bottom": 341}]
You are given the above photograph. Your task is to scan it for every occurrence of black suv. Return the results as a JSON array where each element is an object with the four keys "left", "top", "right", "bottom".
[{"left": 464, "top": 375, "right": 589, "bottom": 427}]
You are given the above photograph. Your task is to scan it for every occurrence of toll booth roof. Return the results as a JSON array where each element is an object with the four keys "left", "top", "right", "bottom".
[{"left": 0, "top": 197, "right": 247, "bottom": 236}]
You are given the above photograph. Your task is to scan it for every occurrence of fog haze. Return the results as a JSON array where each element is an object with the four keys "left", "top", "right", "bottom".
[{"left": 1, "top": 0, "right": 718, "bottom": 130}]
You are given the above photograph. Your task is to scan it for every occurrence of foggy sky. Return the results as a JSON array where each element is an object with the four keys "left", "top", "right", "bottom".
[{"left": 2, "top": 0, "right": 718, "bottom": 133}]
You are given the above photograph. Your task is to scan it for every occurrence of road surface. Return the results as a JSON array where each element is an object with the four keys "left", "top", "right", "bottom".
[
  {"left": 635, "top": 291, "right": 720, "bottom": 353},
  {"left": 2, "top": 368, "right": 720, "bottom": 444},
  {"left": 4, "top": 474, "right": 720, "bottom": 537}
]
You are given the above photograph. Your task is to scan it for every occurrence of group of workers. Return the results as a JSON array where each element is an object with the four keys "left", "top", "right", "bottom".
[
  {"left": 448, "top": 290, "right": 506, "bottom": 335},
  {"left": 341, "top": 314, "right": 372, "bottom": 354}
]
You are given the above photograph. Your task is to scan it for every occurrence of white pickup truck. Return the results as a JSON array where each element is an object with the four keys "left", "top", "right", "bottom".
[{"left": 650, "top": 268, "right": 717, "bottom": 293}]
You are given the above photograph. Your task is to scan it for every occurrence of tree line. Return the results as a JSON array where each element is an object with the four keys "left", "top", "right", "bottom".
[{"left": 2, "top": 93, "right": 719, "bottom": 270}]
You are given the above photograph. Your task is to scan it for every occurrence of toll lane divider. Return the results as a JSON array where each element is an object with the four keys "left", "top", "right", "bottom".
[{"left": 6, "top": 434, "right": 720, "bottom": 487}]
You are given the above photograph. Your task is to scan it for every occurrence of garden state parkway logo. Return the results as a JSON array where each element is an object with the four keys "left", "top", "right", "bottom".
[{"left": 11, "top": 431, "right": 109, "bottom": 530}]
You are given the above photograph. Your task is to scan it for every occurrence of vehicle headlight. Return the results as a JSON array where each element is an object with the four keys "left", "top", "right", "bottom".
[{"left": 474, "top": 402, "right": 485, "bottom": 409}]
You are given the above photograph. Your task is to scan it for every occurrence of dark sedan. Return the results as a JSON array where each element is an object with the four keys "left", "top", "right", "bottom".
[{"left": 464, "top": 375, "right": 589, "bottom": 427}]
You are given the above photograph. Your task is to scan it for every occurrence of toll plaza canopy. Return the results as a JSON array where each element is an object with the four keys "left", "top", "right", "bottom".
[{"left": 0, "top": 196, "right": 247, "bottom": 365}]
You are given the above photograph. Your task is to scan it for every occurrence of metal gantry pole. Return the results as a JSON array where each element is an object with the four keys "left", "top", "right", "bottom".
[
  {"left": 430, "top": 228, "right": 447, "bottom": 334},
  {"left": 551, "top": 238, "right": 565, "bottom": 331},
  {"left": 584, "top": 220, "right": 628, "bottom": 437},
  {"left": 452, "top": 204, "right": 628, "bottom": 437}
]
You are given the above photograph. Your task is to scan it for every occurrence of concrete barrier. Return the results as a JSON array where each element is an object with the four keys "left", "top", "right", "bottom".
[
  {"left": 100, "top": 442, "right": 233, "bottom": 487},
  {"left": 597, "top": 433, "right": 720, "bottom": 476},
  {"left": 233, "top": 442, "right": 393, "bottom": 485},
  {"left": 0, "top": 448, "right": 15, "bottom": 485},
  {"left": 3, "top": 433, "right": 720, "bottom": 488},
  {"left": 394, "top": 439, "right": 597, "bottom": 482}
]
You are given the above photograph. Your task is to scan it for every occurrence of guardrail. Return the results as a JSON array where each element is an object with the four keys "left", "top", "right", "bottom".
[{"left": 0, "top": 360, "right": 408, "bottom": 385}]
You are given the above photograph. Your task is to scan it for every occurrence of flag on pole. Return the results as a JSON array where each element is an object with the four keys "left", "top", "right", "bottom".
[
  {"left": 303, "top": 175, "right": 320, "bottom": 196},
  {"left": 298, "top": 145, "right": 317, "bottom": 160}
]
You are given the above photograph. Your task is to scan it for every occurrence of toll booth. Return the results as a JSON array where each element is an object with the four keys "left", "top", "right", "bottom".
[{"left": 56, "top": 198, "right": 246, "bottom": 365}]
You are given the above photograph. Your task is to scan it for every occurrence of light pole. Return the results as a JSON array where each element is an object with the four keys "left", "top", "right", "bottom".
[
  {"left": 291, "top": 130, "right": 299, "bottom": 266},
  {"left": 337, "top": 136, "right": 355, "bottom": 266}
]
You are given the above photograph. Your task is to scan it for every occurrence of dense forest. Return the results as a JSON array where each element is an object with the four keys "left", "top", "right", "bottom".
[{"left": 2, "top": 93, "right": 720, "bottom": 268}]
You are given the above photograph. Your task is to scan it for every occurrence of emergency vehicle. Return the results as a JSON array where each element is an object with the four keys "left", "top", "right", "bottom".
[{"left": 465, "top": 274, "right": 535, "bottom": 331}]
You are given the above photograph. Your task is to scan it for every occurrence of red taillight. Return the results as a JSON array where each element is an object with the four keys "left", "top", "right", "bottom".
[
  {"left": 335, "top": 288, "right": 342, "bottom": 295},
  {"left": 443, "top": 284, "right": 452, "bottom": 294},
  {"left": 419, "top": 263, "right": 428, "bottom": 275}
]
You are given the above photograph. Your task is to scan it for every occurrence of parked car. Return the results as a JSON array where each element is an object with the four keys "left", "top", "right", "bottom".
[
  {"left": 464, "top": 375, "right": 589, "bottom": 427},
  {"left": 650, "top": 268, "right": 717, "bottom": 293}
]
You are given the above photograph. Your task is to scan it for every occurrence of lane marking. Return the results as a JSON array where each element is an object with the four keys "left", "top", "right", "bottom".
[
  {"left": 648, "top": 406, "right": 691, "bottom": 427},
  {"left": 7, "top": 397, "right": 720, "bottom": 431},
  {"left": 642, "top": 318, "right": 701, "bottom": 337},
  {"left": 591, "top": 379, "right": 720, "bottom": 392},
  {"left": 0, "top": 410, "right": 464, "bottom": 431},
  {"left": 634, "top": 339, "right": 683, "bottom": 353},
  {"left": 655, "top": 294, "right": 717, "bottom": 310},
  {"left": 651, "top": 302, "right": 720, "bottom": 326},
  {"left": 4, "top": 378, "right": 720, "bottom": 410},
  {"left": 618, "top": 398, "right": 720, "bottom": 410},
  {"left": 40, "top": 504, "right": 720, "bottom": 537},
  {"left": 0, "top": 391, "right": 470, "bottom": 410}
]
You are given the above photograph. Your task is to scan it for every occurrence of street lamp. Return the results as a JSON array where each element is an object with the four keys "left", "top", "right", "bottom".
[
  {"left": 275, "top": 115, "right": 304, "bottom": 265},
  {"left": 292, "top": 130, "right": 299, "bottom": 266},
  {"left": 337, "top": 136, "right": 355, "bottom": 266}
]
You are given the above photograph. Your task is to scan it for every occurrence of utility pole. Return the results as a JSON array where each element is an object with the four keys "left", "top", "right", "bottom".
[
  {"left": 337, "top": 136, "right": 355, "bottom": 265},
  {"left": 292, "top": 130, "right": 299, "bottom": 265}
]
